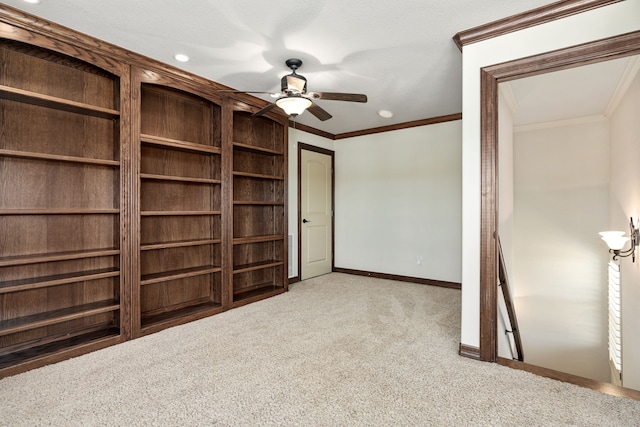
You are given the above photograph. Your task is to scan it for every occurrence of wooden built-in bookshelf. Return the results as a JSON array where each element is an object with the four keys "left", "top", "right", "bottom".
[
  {"left": 135, "top": 82, "right": 224, "bottom": 334},
  {"left": 0, "top": 5, "right": 288, "bottom": 377},
  {"left": 0, "top": 37, "right": 128, "bottom": 375},
  {"left": 231, "top": 112, "right": 288, "bottom": 306}
]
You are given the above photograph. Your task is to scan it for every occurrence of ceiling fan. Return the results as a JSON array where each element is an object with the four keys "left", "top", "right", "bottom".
[{"left": 229, "top": 58, "right": 367, "bottom": 121}]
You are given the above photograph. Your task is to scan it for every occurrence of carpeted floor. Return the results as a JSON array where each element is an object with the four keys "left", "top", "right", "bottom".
[{"left": 1, "top": 273, "right": 639, "bottom": 426}]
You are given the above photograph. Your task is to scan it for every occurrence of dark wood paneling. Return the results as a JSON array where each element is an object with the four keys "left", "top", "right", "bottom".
[
  {"left": 0, "top": 33, "right": 126, "bottom": 377},
  {"left": 0, "top": 4, "right": 289, "bottom": 377},
  {"left": 136, "top": 79, "right": 223, "bottom": 332},
  {"left": 231, "top": 110, "right": 288, "bottom": 304}
]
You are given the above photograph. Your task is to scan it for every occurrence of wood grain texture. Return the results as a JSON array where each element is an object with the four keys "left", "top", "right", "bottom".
[
  {"left": 453, "top": 0, "right": 622, "bottom": 50},
  {"left": 136, "top": 78, "right": 223, "bottom": 332},
  {"left": 0, "top": 5, "right": 289, "bottom": 376},
  {"left": 479, "top": 69, "right": 499, "bottom": 363},
  {"left": 0, "top": 32, "right": 125, "bottom": 376},
  {"left": 231, "top": 111, "right": 288, "bottom": 301},
  {"left": 335, "top": 113, "right": 462, "bottom": 140},
  {"left": 458, "top": 343, "right": 481, "bottom": 360},
  {"left": 498, "top": 358, "right": 640, "bottom": 401}
]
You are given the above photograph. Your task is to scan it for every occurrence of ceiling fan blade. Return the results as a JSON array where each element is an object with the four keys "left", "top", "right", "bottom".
[
  {"left": 218, "top": 90, "right": 280, "bottom": 96},
  {"left": 306, "top": 102, "right": 332, "bottom": 121},
  {"left": 253, "top": 103, "right": 279, "bottom": 117},
  {"left": 307, "top": 92, "right": 367, "bottom": 103}
]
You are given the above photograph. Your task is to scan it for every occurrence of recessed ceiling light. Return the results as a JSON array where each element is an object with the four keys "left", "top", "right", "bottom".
[
  {"left": 173, "top": 53, "right": 190, "bottom": 63},
  {"left": 378, "top": 110, "right": 394, "bottom": 118},
  {"left": 22, "top": 0, "right": 41, "bottom": 4}
]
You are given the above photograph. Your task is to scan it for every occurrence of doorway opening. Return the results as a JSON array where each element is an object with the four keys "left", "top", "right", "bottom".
[{"left": 479, "top": 31, "right": 640, "bottom": 393}]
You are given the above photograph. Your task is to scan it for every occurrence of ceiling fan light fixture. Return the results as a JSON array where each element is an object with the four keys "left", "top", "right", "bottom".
[{"left": 276, "top": 96, "right": 312, "bottom": 116}]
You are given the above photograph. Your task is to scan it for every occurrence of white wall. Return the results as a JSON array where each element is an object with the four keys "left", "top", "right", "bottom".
[
  {"left": 288, "top": 122, "right": 462, "bottom": 284},
  {"left": 460, "top": 0, "right": 640, "bottom": 348},
  {"left": 288, "top": 128, "right": 334, "bottom": 278},
  {"left": 512, "top": 119, "right": 610, "bottom": 382},
  {"left": 334, "top": 121, "right": 462, "bottom": 283},
  {"left": 497, "top": 86, "right": 515, "bottom": 359},
  {"left": 609, "top": 67, "right": 640, "bottom": 390}
]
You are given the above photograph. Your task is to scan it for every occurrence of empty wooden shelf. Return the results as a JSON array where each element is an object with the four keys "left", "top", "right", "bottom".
[
  {"left": 231, "top": 111, "right": 288, "bottom": 306},
  {"left": 0, "top": 7, "right": 288, "bottom": 377},
  {"left": 0, "top": 36, "right": 128, "bottom": 377},
  {"left": 134, "top": 77, "right": 224, "bottom": 335}
]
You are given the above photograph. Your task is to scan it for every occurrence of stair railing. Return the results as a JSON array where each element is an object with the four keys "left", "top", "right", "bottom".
[{"left": 498, "top": 237, "right": 524, "bottom": 361}]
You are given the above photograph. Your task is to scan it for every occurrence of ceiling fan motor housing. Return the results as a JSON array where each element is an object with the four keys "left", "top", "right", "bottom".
[{"left": 281, "top": 73, "right": 307, "bottom": 94}]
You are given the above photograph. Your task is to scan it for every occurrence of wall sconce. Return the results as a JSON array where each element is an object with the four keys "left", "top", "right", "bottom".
[{"left": 600, "top": 217, "right": 640, "bottom": 262}]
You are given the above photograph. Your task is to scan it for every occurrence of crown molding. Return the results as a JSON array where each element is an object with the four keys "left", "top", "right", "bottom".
[
  {"left": 514, "top": 114, "right": 606, "bottom": 133},
  {"left": 334, "top": 113, "right": 462, "bottom": 140},
  {"left": 288, "top": 122, "right": 335, "bottom": 140},
  {"left": 288, "top": 113, "right": 462, "bottom": 140},
  {"left": 453, "top": 0, "right": 622, "bottom": 51},
  {"left": 605, "top": 55, "right": 640, "bottom": 117}
]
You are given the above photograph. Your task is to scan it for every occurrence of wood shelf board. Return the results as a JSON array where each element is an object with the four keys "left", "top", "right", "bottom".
[
  {"left": 140, "top": 265, "right": 222, "bottom": 286},
  {"left": 233, "top": 201, "right": 285, "bottom": 206},
  {"left": 232, "top": 285, "right": 285, "bottom": 303},
  {"left": 0, "top": 209, "right": 119, "bottom": 215},
  {"left": 140, "top": 239, "right": 221, "bottom": 251},
  {"left": 140, "top": 173, "right": 221, "bottom": 184},
  {"left": 141, "top": 211, "right": 221, "bottom": 217},
  {"left": 0, "top": 300, "right": 120, "bottom": 337},
  {"left": 0, "top": 328, "right": 120, "bottom": 370},
  {"left": 141, "top": 134, "right": 221, "bottom": 154},
  {"left": 140, "top": 301, "right": 222, "bottom": 331},
  {"left": 0, "top": 85, "right": 120, "bottom": 119},
  {"left": 233, "top": 260, "right": 284, "bottom": 274},
  {"left": 0, "top": 149, "right": 119, "bottom": 166},
  {"left": 232, "top": 171, "right": 284, "bottom": 181},
  {"left": 0, "top": 268, "right": 120, "bottom": 294},
  {"left": 0, "top": 249, "right": 120, "bottom": 267},
  {"left": 233, "top": 142, "right": 283, "bottom": 156},
  {"left": 233, "top": 235, "right": 286, "bottom": 245}
]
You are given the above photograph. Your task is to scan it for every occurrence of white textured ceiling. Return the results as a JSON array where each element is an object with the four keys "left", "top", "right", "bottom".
[
  {"left": 4, "top": 0, "right": 558, "bottom": 134},
  {"left": 508, "top": 55, "right": 639, "bottom": 127}
]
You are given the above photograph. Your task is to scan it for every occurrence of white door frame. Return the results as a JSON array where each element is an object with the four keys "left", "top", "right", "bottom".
[{"left": 298, "top": 142, "right": 335, "bottom": 281}]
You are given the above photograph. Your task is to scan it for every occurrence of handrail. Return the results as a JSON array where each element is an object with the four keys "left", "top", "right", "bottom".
[{"left": 498, "top": 237, "right": 524, "bottom": 361}]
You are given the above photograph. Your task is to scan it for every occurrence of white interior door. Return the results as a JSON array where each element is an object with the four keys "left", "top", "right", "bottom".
[{"left": 301, "top": 148, "right": 333, "bottom": 280}]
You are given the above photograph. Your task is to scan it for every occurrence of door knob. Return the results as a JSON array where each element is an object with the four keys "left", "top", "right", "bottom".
[{"left": 303, "top": 219, "right": 310, "bottom": 223}]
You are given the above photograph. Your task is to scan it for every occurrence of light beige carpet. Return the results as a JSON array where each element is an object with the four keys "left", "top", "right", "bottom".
[{"left": 1, "top": 273, "right": 639, "bottom": 426}]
